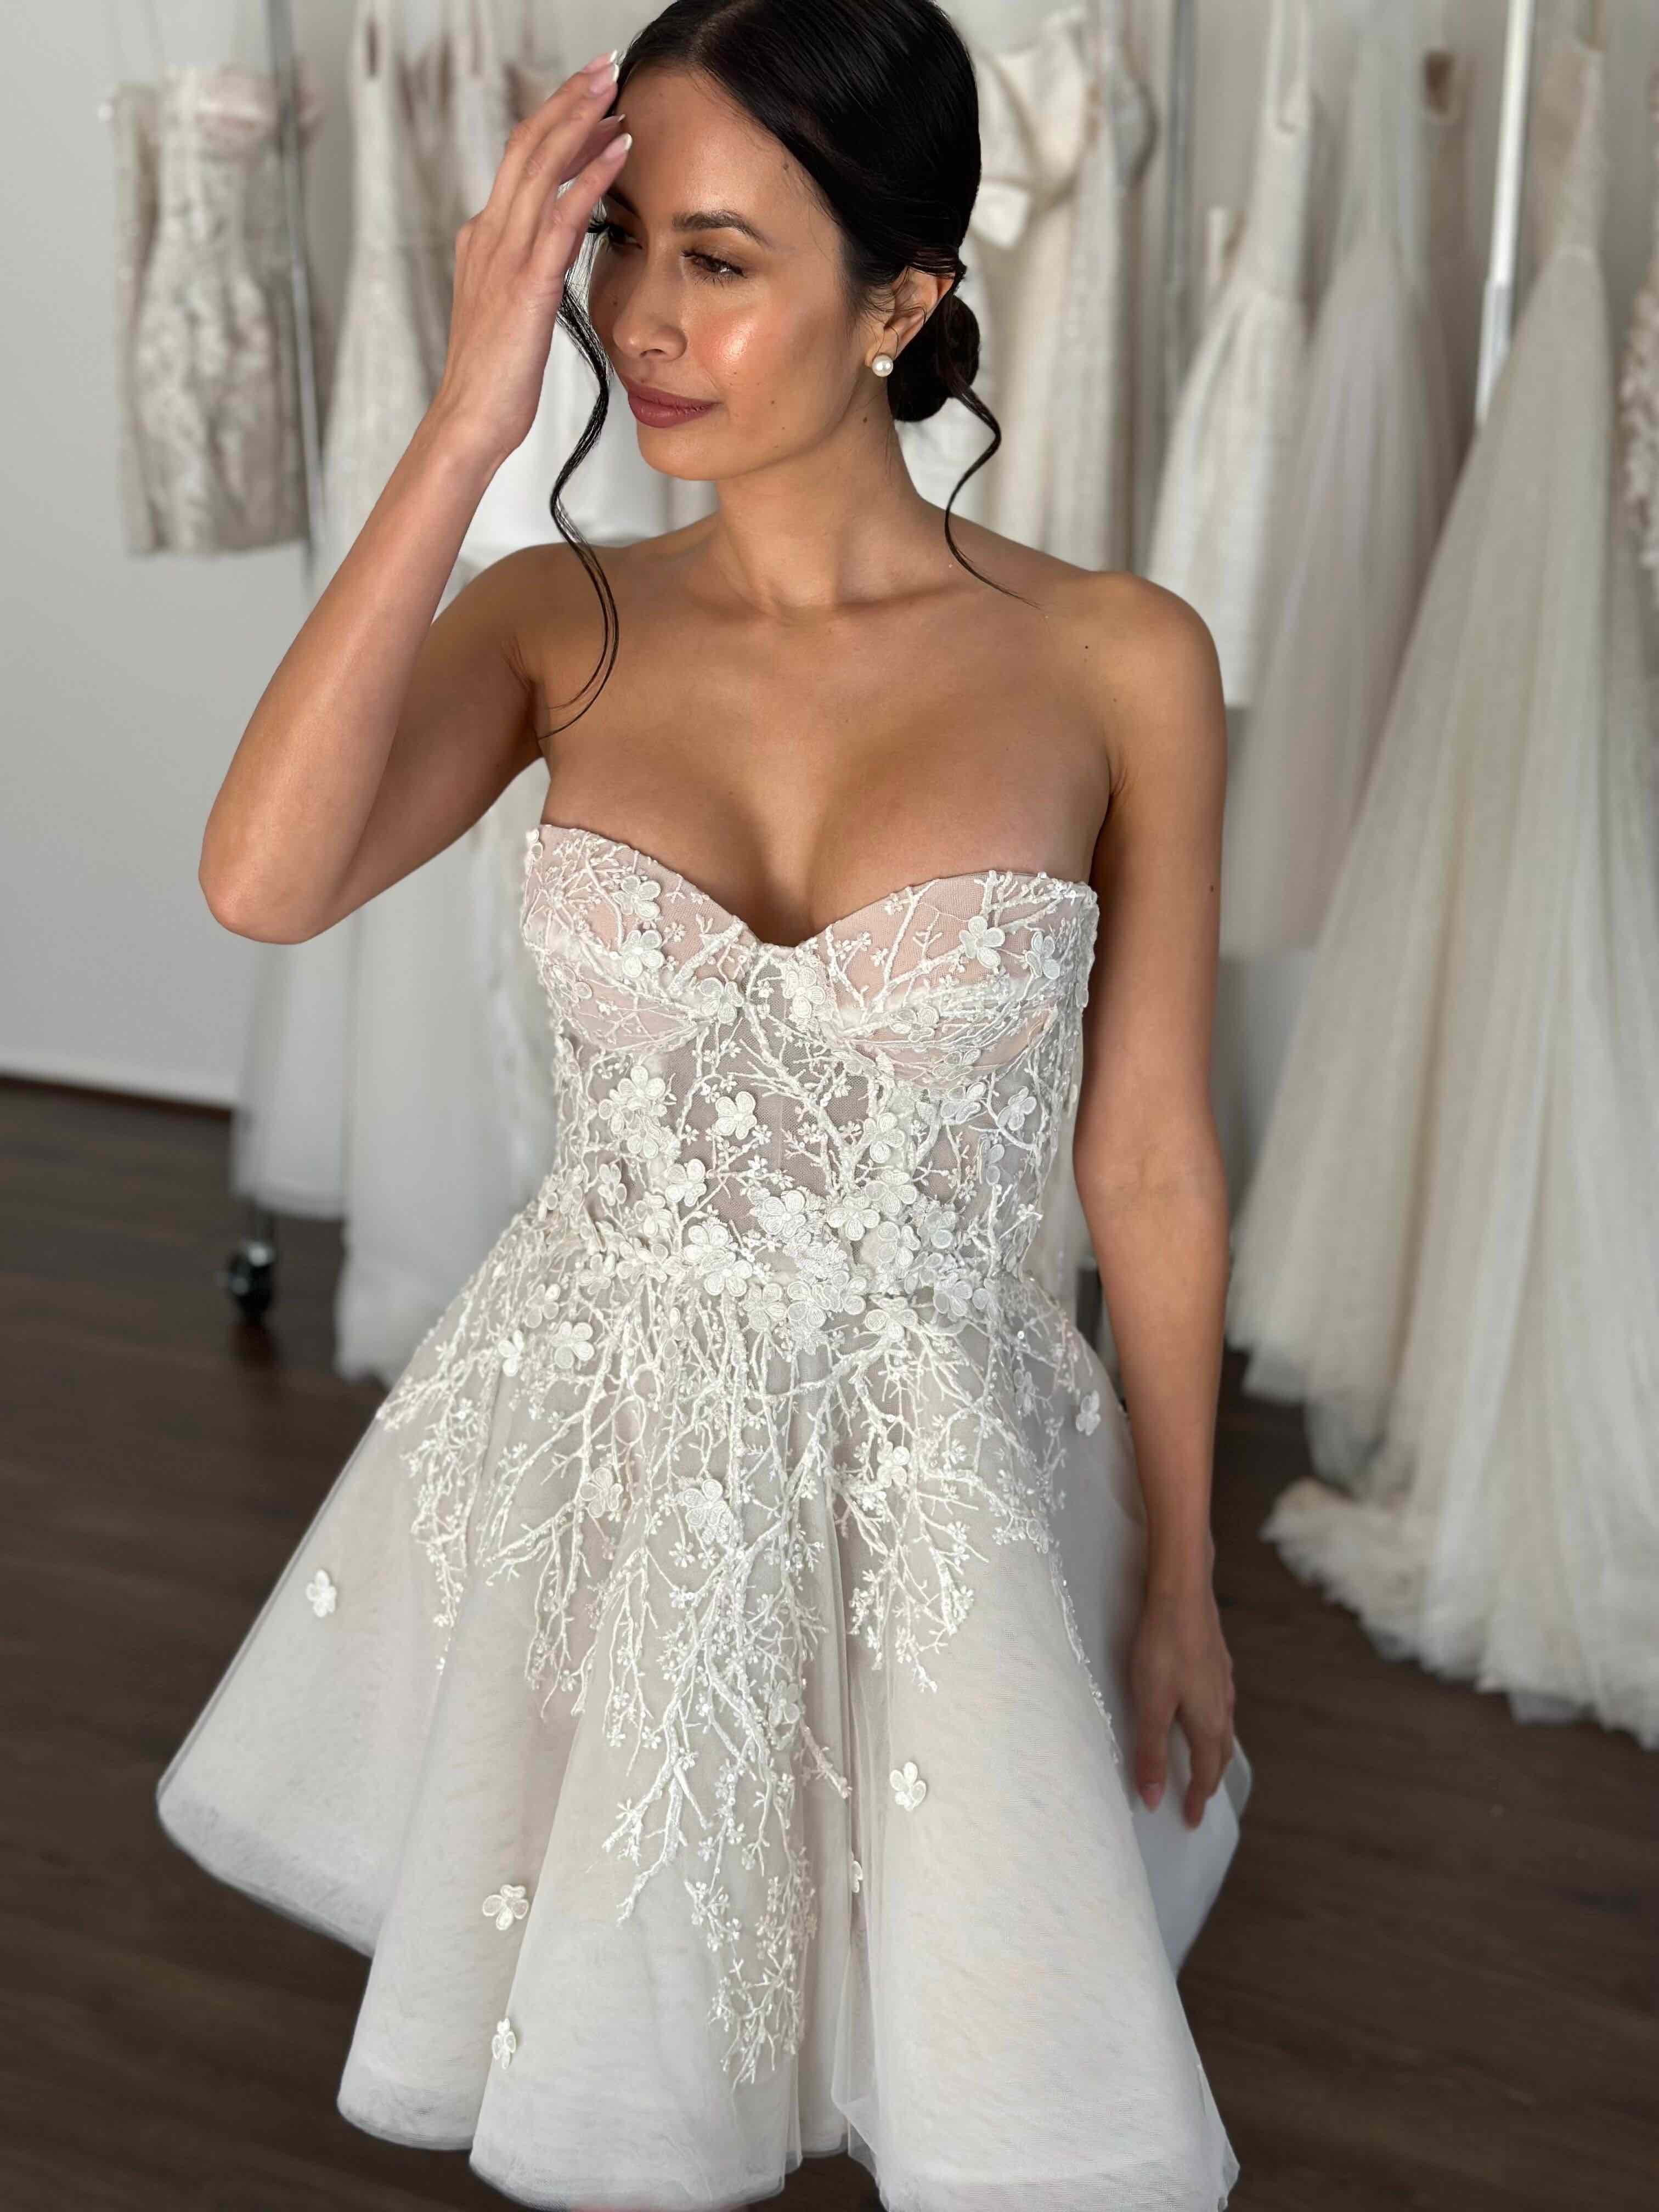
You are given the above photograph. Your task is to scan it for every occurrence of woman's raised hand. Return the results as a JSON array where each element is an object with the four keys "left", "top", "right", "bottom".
[{"left": 435, "top": 50, "right": 630, "bottom": 469}]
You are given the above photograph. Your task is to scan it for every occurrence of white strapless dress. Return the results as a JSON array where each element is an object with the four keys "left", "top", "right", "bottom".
[{"left": 158, "top": 820, "right": 1249, "bottom": 2211}]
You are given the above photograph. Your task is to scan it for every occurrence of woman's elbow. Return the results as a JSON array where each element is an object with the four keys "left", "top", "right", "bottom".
[{"left": 199, "top": 858, "right": 320, "bottom": 943}]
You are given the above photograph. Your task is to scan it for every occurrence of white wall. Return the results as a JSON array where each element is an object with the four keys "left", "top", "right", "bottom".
[{"left": 3, "top": 0, "right": 1655, "bottom": 1107}]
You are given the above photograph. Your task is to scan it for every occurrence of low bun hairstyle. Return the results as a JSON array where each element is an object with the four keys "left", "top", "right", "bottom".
[
  {"left": 544, "top": 0, "right": 1013, "bottom": 727},
  {"left": 882, "top": 255, "right": 980, "bottom": 426}
]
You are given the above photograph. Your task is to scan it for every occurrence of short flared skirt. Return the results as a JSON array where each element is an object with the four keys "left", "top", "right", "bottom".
[{"left": 156, "top": 1219, "right": 1251, "bottom": 2212}]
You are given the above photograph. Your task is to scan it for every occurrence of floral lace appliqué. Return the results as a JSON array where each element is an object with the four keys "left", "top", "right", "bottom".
[
  {"left": 374, "top": 823, "right": 1122, "bottom": 2086},
  {"left": 890, "top": 1759, "right": 928, "bottom": 1810},
  {"left": 483, "top": 1883, "right": 530, "bottom": 1931}
]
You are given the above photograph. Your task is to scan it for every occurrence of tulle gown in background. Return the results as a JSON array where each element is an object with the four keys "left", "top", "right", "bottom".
[
  {"left": 1146, "top": 0, "right": 1317, "bottom": 708},
  {"left": 230, "top": 0, "right": 448, "bottom": 1229},
  {"left": 1219, "top": 11, "right": 1460, "bottom": 957},
  {"left": 160, "top": 820, "right": 1251, "bottom": 2211},
  {"left": 1224, "top": 33, "right": 1659, "bottom": 1752}
]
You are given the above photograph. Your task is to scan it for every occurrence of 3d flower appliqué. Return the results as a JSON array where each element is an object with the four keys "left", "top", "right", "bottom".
[
  {"left": 304, "top": 1568, "right": 336, "bottom": 1617},
  {"left": 483, "top": 1882, "right": 529, "bottom": 1931},
  {"left": 1075, "top": 1389, "right": 1102, "bottom": 1435},
  {"left": 962, "top": 912, "right": 1006, "bottom": 970},
  {"left": 890, "top": 1759, "right": 927, "bottom": 1810},
  {"left": 850, "top": 1854, "right": 864, "bottom": 1893},
  {"left": 713, "top": 1088, "right": 757, "bottom": 1141},
  {"left": 492, "top": 2016, "right": 517, "bottom": 2068}
]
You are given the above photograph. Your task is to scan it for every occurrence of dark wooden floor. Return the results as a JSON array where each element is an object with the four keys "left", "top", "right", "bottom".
[{"left": 2, "top": 1074, "right": 1655, "bottom": 2211}]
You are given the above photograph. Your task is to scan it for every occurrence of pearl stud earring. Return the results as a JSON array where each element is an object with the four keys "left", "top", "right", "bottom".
[{"left": 871, "top": 352, "right": 894, "bottom": 377}]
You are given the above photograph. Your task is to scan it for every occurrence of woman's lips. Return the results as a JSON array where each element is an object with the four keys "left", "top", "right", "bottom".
[{"left": 621, "top": 377, "right": 716, "bottom": 428}]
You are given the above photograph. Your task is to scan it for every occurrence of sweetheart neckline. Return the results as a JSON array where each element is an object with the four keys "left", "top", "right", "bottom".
[{"left": 527, "top": 819, "right": 1100, "bottom": 958}]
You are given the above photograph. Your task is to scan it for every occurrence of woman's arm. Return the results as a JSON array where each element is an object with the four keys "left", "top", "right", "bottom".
[
  {"left": 1070, "top": 574, "right": 1237, "bottom": 1829},
  {"left": 200, "top": 57, "right": 629, "bottom": 943}
]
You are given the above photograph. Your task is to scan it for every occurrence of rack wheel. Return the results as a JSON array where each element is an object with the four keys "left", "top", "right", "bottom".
[{"left": 223, "top": 1238, "right": 276, "bottom": 1323}]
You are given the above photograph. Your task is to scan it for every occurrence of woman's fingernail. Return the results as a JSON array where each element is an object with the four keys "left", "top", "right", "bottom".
[{"left": 580, "top": 50, "right": 614, "bottom": 75}]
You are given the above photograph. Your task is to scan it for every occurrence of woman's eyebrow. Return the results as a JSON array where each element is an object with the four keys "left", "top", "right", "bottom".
[{"left": 604, "top": 182, "right": 774, "bottom": 249}]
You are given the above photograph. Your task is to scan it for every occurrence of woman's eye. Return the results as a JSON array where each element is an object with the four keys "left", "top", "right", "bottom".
[{"left": 585, "top": 219, "right": 743, "bottom": 283}]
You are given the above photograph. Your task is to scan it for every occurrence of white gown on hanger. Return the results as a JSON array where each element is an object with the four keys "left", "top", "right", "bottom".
[
  {"left": 1047, "top": 0, "right": 1156, "bottom": 574},
  {"left": 1224, "top": 36, "right": 1659, "bottom": 1752},
  {"left": 1220, "top": 13, "right": 1459, "bottom": 957},
  {"left": 232, "top": 0, "right": 438, "bottom": 1225},
  {"left": 1146, "top": 0, "right": 1317, "bottom": 709},
  {"left": 905, "top": 3, "right": 1149, "bottom": 560},
  {"left": 333, "top": 0, "right": 545, "bottom": 1382}
]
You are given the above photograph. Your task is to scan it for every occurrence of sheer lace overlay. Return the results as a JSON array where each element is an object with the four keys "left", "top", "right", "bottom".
[{"left": 373, "top": 823, "right": 1113, "bottom": 2083}]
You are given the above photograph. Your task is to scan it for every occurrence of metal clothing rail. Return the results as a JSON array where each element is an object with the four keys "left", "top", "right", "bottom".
[{"left": 1475, "top": 0, "right": 1538, "bottom": 427}]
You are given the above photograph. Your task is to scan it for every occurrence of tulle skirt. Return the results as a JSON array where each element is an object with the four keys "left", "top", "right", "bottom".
[{"left": 157, "top": 1204, "right": 1249, "bottom": 2210}]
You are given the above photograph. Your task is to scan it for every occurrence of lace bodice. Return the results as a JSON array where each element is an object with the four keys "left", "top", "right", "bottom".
[
  {"left": 375, "top": 821, "right": 1120, "bottom": 2084},
  {"left": 520, "top": 823, "right": 1102, "bottom": 1324}
]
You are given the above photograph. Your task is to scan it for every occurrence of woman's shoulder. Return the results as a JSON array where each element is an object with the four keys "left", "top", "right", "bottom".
[
  {"left": 1062, "top": 570, "right": 1226, "bottom": 822},
  {"left": 458, "top": 529, "right": 688, "bottom": 698},
  {"left": 961, "top": 528, "right": 1223, "bottom": 796},
  {"left": 933, "top": 514, "right": 1219, "bottom": 669}
]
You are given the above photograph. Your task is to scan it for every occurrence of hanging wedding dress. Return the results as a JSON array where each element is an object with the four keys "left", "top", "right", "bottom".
[
  {"left": 1220, "top": 12, "right": 1459, "bottom": 957},
  {"left": 1619, "top": 64, "right": 1659, "bottom": 613},
  {"left": 232, "top": 0, "right": 445, "bottom": 1228},
  {"left": 132, "top": 62, "right": 328, "bottom": 554},
  {"left": 1045, "top": 0, "right": 1155, "bottom": 574},
  {"left": 109, "top": 80, "right": 162, "bottom": 555},
  {"left": 1146, "top": 0, "right": 1317, "bottom": 708},
  {"left": 1225, "top": 35, "right": 1659, "bottom": 1751},
  {"left": 901, "top": 3, "right": 1152, "bottom": 559},
  {"left": 332, "top": 0, "right": 550, "bottom": 1381}
]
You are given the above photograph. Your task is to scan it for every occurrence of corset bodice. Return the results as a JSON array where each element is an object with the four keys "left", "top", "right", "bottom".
[{"left": 520, "top": 823, "right": 1100, "bottom": 1347}]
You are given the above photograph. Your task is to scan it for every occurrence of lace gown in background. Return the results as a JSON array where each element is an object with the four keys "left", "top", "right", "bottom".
[
  {"left": 130, "top": 62, "right": 328, "bottom": 554},
  {"left": 1219, "top": 14, "right": 1460, "bottom": 956},
  {"left": 1225, "top": 36, "right": 1659, "bottom": 1752},
  {"left": 110, "top": 80, "right": 162, "bottom": 555},
  {"left": 159, "top": 820, "right": 1250, "bottom": 2211},
  {"left": 1146, "top": 0, "right": 1317, "bottom": 708}
]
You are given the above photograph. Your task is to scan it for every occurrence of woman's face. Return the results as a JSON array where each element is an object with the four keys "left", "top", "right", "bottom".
[{"left": 582, "top": 65, "right": 894, "bottom": 481}]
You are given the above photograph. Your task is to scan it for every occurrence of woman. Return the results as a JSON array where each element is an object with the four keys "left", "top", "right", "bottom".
[{"left": 158, "top": 5, "right": 1248, "bottom": 2207}]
